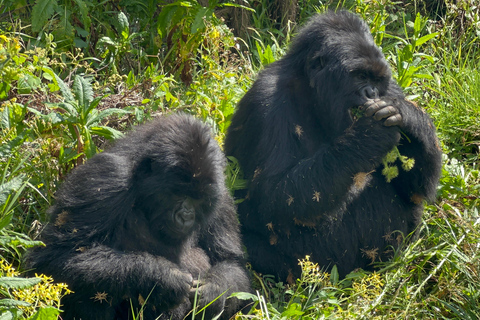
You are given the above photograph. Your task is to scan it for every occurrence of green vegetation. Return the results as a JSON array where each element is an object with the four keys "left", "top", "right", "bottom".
[{"left": 0, "top": 0, "right": 479, "bottom": 319}]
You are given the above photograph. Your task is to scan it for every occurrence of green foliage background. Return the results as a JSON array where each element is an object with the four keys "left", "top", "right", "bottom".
[{"left": 0, "top": 0, "right": 479, "bottom": 319}]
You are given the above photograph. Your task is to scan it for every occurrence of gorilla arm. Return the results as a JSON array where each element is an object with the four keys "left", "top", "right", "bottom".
[
  {"left": 365, "top": 92, "right": 442, "bottom": 203},
  {"left": 38, "top": 244, "right": 193, "bottom": 309},
  {"left": 195, "top": 192, "right": 251, "bottom": 317},
  {"left": 247, "top": 102, "right": 402, "bottom": 225}
]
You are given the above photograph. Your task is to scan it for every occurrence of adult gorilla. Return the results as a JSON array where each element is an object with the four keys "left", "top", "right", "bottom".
[
  {"left": 27, "top": 114, "right": 251, "bottom": 320},
  {"left": 225, "top": 11, "right": 442, "bottom": 280}
]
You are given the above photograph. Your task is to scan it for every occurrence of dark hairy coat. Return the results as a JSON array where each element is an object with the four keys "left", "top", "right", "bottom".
[{"left": 225, "top": 11, "right": 442, "bottom": 280}]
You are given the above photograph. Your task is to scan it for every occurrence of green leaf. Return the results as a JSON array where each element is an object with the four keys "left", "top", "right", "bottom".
[
  {"left": 117, "top": 12, "right": 129, "bottom": 34},
  {"left": 0, "top": 233, "right": 44, "bottom": 249},
  {"left": 191, "top": 7, "right": 213, "bottom": 34},
  {"left": 0, "top": 177, "right": 24, "bottom": 205},
  {"left": 28, "top": 306, "right": 60, "bottom": 320},
  {"left": 330, "top": 265, "right": 339, "bottom": 285},
  {"left": 72, "top": 75, "right": 93, "bottom": 113},
  {"left": 31, "top": 0, "right": 57, "bottom": 33},
  {"left": 58, "top": 146, "right": 82, "bottom": 165},
  {"left": 262, "top": 45, "right": 275, "bottom": 65},
  {"left": 52, "top": 73, "right": 74, "bottom": 102},
  {"left": 0, "top": 298, "right": 31, "bottom": 308},
  {"left": 0, "top": 214, "right": 12, "bottom": 231},
  {"left": 156, "top": 5, "right": 180, "bottom": 38},
  {"left": 97, "top": 36, "right": 117, "bottom": 48},
  {"left": 89, "top": 126, "right": 124, "bottom": 140},
  {"left": 84, "top": 94, "right": 109, "bottom": 116},
  {"left": 0, "top": 309, "right": 15, "bottom": 320},
  {"left": 54, "top": 14, "right": 75, "bottom": 39},
  {"left": 412, "top": 73, "right": 433, "bottom": 79},
  {"left": 50, "top": 102, "right": 78, "bottom": 118},
  {"left": 0, "top": 130, "right": 29, "bottom": 157},
  {"left": 218, "top": 2, "right": 255, "bottom": 12},
  {"left": 228, "top": 291, "right": 258, "bottom": 301},
  {"left": 0, "top": 277, "right": 42, "bottom": 290},
  {"left": 255, "top": 41, "right": 264, "bottom": 62},
  {"left": 82, "top": 129, "right": 96, "bottom": 159},
  {"left": 415, "top": 32, "right": 439, "bottom": 47},
  {"left": 86, "top": 108, "right": 129, "bottom": 127},
  {"left": 73, "top": 0, "right": 91, "bottom": 32},
  {"left": 17, "top": 73, "right": 41, "bottom": 94},
  {"left": 282, "top": 303, "right": 304, "bottom": 316},
  {"left": 0, "top": 82, "right": 11, "bottom": 100}
]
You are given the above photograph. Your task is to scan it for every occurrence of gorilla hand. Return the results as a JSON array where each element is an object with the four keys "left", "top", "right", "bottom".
[
  {"left": 189, "top": 279, "right": 226, "bottom": 318},
  {"left": 364, "top": 98, "right": 403, "bottom": 127},
  {"left": 151, "top": 267, "right": 193, "bottom": 308}
]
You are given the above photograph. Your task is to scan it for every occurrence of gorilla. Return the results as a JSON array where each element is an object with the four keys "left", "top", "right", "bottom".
[
  {"left": 27, "top": 113, "right": 251, "bottom": 319},
  {"left": 225, "top": 11, "right": 442, "bottom": 280}
]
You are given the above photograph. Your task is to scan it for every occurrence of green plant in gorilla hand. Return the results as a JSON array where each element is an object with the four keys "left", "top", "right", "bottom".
[
  {"left": 351, "top": 106, "right": 415, "bottom": 182},
  {"left": 382, "top": 146, "right": 415, "bottom": 182}
]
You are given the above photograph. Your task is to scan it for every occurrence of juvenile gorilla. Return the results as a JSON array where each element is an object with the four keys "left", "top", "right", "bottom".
[
  {"left": 225, "top": 11, "right": 442, "bottom": 280},
  {"left": 27, "top": 114, "right": 251, "bottom": 319}
]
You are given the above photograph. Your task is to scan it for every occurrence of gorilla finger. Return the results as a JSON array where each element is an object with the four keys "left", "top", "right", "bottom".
[
  {"left": 189, "top": 287, "right": 200, "bottom": 300},
  {"left": 363, "top": 98, "right": 381, "bottom": 107},
  {"left": 192, "top": 279, "right": 203, "bottom": 288},
  {"left": 373, "top": 106, "right": 398, "bottom": 121},
  {"left": 383, "top": 114, "right": 403, "bottom": 127},
  {"left": 364, "top": 100, "right": 388, "bottom": 117}
]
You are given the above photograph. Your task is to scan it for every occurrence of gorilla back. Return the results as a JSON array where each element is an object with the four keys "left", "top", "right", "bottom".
[
  {"left": 27, "top": 113, "right": 251, "bottom": 320},
  {"left": 225, "top": 11, "right": 442, "bottom": 280}
]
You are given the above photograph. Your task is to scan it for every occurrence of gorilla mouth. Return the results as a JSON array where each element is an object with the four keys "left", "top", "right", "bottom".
[{"left": 348, "top": 105, "right": 364, "bottom": 123}]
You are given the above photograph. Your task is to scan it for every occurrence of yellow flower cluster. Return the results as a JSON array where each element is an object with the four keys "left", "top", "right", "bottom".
[
  {"left": 1, "top": 258, "right": 72, "bottom": 317},
  {"left": 352, "top": 273, "right": 384, "bottom": 301},
  {"left": 298, "top": 255, "right": 331, "bottom": 285}
]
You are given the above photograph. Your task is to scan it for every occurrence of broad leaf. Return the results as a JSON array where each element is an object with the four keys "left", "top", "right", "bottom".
[
  {"left": 73, "top": 0, "right": 91, "bottom": 32},
  {"left": 53, "top": 73, "right": 74, "bottom": 102},
  {"left": 415, "top": 32, "right": 439, "bottom": 47},
  {"left": 90, "top": 126, "right": 124, "bottom": 140},
  {"left": 0, "top": 177, "right": 24, "bottom": 205},
  {"left": 72, "top": 75, "right": 93, "bottom": 113},
  {"left": 117, "top": 12, "right": 129, "bottom": 35},
  {"left": 31, "top": 0, "right": 57, "bottom": 33},
  {"left": 86, "top": 108, "right": 130, "bottom": 127},
  {"left": 0, "top": 277, "right": 41, "bottom": 290},
  {"left": 28, "top": 306, "right": 61, "bottom": 320},
  {"left": 82, "top": 129, "right": 96, "bottom": 159}
]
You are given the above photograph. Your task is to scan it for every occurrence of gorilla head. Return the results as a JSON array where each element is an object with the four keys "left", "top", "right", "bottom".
[{"left": 287, "top": 11, "right": 394, "bottom": 136}]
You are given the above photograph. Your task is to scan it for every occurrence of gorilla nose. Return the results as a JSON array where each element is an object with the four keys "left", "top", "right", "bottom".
[{"left": 362, "top": 86, "right": 379, "bottom": 99}]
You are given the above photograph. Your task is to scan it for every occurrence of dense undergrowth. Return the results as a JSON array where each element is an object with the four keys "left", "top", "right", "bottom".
[{"left": 0, "top": 0, "right": 479, "bottom": 319}]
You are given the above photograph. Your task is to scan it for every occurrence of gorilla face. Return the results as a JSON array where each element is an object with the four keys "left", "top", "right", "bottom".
[
  {"left": 142, "top": 194, "right": 209, "bottom": 240},
  {"left": 135, "top": 155, "right": 221, "bottom": 242}
]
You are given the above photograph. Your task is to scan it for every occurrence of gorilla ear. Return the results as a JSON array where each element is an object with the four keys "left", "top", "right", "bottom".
[{"left": 306, "top": 55, "right": 327, "bottom": 87}]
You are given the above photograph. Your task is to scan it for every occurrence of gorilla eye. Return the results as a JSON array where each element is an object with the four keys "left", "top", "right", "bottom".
[
  {"left": 358, "top": 74, "right": 367, "bottom": 81},
  {"left": 310, "top": 56, "right": 325, "bottom": 70}
]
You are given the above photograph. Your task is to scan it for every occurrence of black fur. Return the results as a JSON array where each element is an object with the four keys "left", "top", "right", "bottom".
[
  {"left": 27, "top": 114, "right": 251, "bottom": 319},
  {"left": 225, "top": 11, "right": 442, "bottom": 280}
]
